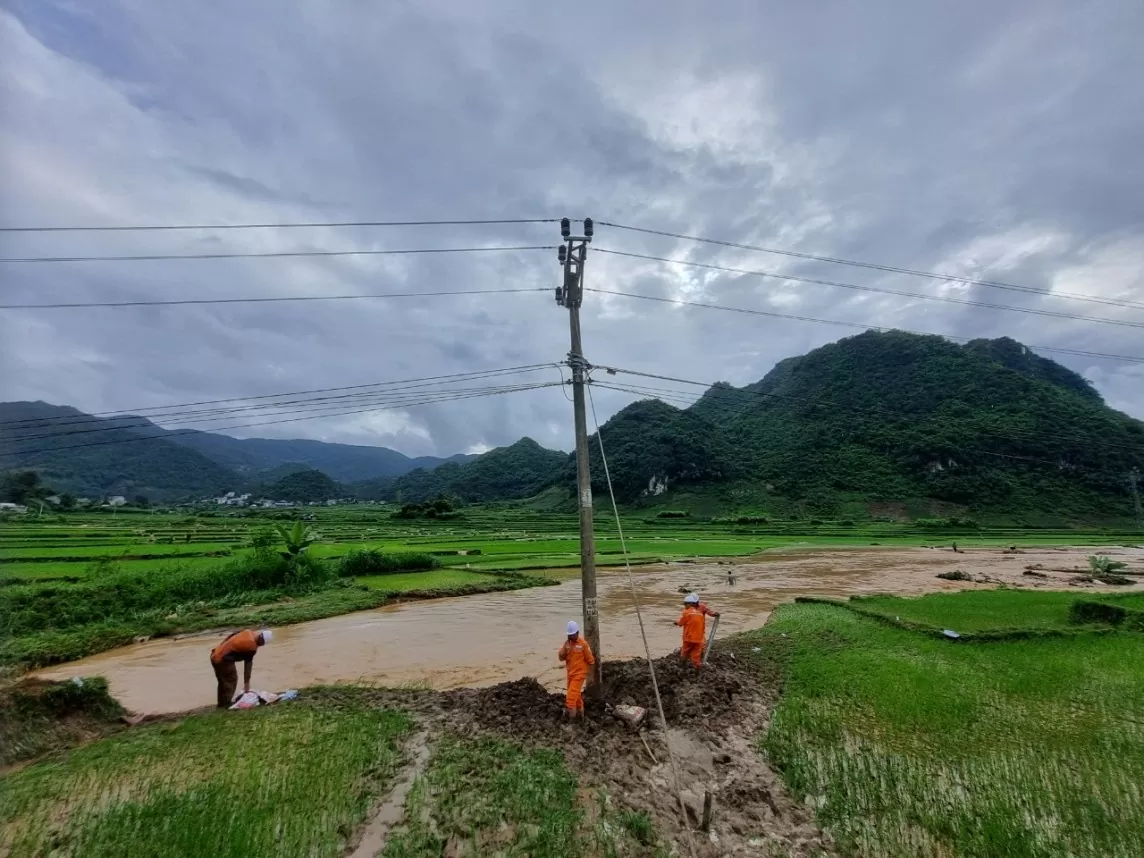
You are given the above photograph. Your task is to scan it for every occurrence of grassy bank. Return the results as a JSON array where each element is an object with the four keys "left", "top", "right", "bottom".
[
  {"left": 0, "top": 677, "right": 125, "bottom": 767},
  {"left": 748, "top": 595, "right": 1144, "bottom": 857},
  {"left": 0, "top": 690, "right": 411, "bottom": 857}
]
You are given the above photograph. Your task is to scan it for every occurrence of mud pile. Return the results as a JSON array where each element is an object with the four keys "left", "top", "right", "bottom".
[
  {"left": 590, "top": 650, "right": 749, "bottom": 728},
  {"left": 438, "top": 649, "right": 757, "bottom": 747}
]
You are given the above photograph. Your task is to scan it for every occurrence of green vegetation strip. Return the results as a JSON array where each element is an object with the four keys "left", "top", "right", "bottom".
[
  {"left": 384, "top": 735, "right": 661, "bottom": 858},
  {"left": 0, "top": 692, "right": 412, "bottom": 857},
  {"left": 748, "top": 598, "right": 1144, "bottom": 858},
  {"left": 796, "top": 591, "right": 1120, "bottom": 641}
]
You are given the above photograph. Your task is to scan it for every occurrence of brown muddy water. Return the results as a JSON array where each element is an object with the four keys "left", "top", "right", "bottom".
[{"left": 34, "top": 546, "right": 1140, "bottom": 715}]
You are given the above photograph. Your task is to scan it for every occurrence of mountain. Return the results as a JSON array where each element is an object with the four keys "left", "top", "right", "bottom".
[
  {"left": 355, "top": 438, "right": 570, "bottom": 503},
  {"left": 162, "top": 429, "right": 469, "bottom": 482},
  {"left": 0, "top": 402, "right": 238, "bottom": 500},
  {"left": 262, "top": 468, "right": 343, "bottom": 502},
  {"left": 0, "top": 402, "right": 472, "bottom": 501},
  {"left": 589, "top": 331, "right": 1144, "bottom": 516}
]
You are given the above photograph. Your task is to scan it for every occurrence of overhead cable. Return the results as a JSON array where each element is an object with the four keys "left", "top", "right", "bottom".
[
  {"left": 4, "top": 382, "right": 561, "bottom": 459},
  {"left": 593, "top": 248, "right": 1144, "bottom": 330},
  {"left": 0, "top": 365, "right": 559, "bottom": 431},
  {"left": 0, "top": 218, "right": 560, "bottom": 233},
  {"left": 585, "top": 287, "right": 1144, "bottom": 365},
  {"left": 598, "top": 220, "right": 1144, "bottom": 312},
  {"left": 0, "top": 287, "right": 547, "bottom": 310},
  {"left": 0, "top": 244, "right": 553, "bottom": 264}
]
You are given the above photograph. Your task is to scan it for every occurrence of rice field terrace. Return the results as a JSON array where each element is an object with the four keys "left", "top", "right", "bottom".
[{"left": 4, "top": 504, "right": 1140, "bottom": 583}]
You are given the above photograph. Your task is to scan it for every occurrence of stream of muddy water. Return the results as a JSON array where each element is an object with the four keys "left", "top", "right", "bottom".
[{"left": 35, "top": 546, "right": 1134, "bottom": 714}]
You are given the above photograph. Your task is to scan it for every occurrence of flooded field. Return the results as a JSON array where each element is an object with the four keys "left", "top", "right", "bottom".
[{"left": 36, "top": 545, "right": 1141, "bottom": 714}]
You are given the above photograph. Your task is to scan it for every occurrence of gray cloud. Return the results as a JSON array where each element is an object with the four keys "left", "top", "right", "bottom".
[{"left": 1, "top": 0, "right": 1142, "bottom": 460}]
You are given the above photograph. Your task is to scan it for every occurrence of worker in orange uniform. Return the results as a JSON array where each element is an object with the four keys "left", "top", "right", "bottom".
[
  {"left": 676, "top": 593, "right": 719, "bottom": 668},
  {"left": 209, "top": 628, "right": 272, "bottom": 708},
  {"left": 558, "top": 620, "right": 595, "bottom": 720}
]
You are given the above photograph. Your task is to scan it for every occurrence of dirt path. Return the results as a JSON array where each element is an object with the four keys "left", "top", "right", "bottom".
[{"left": 34, "top": 545, "right": 1142, "bottom": 715}]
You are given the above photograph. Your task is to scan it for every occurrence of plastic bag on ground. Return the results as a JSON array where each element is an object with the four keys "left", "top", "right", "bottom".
[{"left": 230, "top": 691, "right": 261, "bottom": 710}]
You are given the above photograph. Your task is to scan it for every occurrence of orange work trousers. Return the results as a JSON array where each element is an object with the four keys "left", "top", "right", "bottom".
[
  {"left": 681, "top": 641, "right": 704, "bottom": 668},
  {"left": 565, "top": 672, "right": 588, "bottom": 712}
]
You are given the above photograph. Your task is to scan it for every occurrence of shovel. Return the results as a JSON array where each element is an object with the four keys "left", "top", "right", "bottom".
[{"left": 702, "top": 616, "right": 720, "bottom": 665}]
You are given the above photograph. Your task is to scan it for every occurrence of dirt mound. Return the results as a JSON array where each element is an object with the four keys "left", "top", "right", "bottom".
[
  {"left": 442, "top": 677, "right": 566, "bottom": 737},
  {"left": 590, "top": 650, "right": 749, "bottom": 728}
]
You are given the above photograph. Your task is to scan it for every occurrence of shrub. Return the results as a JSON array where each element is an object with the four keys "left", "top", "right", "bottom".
[
  {"left": 337, "top": 550, "right": 440, "bottom": 578},
  {"left": 655, "top": 510, "right": 691, "bottom": 519}
]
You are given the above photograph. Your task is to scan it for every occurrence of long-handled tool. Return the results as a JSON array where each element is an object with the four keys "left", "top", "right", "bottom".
[{"left": 701, "top": 616, "right": 720, "bottom": 665}]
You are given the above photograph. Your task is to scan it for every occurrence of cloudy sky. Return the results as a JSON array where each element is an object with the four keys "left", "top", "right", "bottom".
[{"left": 2, "top": 0, "right": 1142, "bottom": 457}]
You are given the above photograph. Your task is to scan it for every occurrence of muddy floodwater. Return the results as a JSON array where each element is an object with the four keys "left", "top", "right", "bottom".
[{"left": 36, "top": 545, "right": 1140, "bottom": 714}]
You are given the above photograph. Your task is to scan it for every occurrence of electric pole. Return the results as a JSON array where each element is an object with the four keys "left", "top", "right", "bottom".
[
  {"left": 1130, "top": 468, "right": 1143, "bottom": 531},
  {"left": 556, "top": 216, "right": 601, "bottom": 690}
]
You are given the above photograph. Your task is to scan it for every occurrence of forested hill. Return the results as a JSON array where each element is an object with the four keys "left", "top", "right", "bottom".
[
  {"left": 354, "top": 438, "right": 569, "bottom": 503},
  {"left": 590, "top": 331, "right": 1144, "bottom": 517},
  {"left": 0, "top": 402, "right": 238, "bottom": 500}
]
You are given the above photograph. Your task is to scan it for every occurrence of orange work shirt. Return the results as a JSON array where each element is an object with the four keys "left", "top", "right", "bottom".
[
  {"left": 559, "top": 635, "right": 596, "bottom": 676},
  {"left": 211, "top": 629, "right": 259, "bottom": 664},
  {"left": 676, "top": 606, "right": 706, "bottom": 645}
]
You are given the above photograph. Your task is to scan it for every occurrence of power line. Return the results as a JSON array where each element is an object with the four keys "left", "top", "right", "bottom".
[
  {"left": 0, "top": 218, "right": 560, "bottom": 233},
  {"left": 0, "top": 287, "right": 547, "bottom": 310},
  {"left": 2, "top": 376, "right": 563, "bottom": 443},
  {"left": 0, "top": 244, "right": 553, "bottom": 264},
  {"left": 599, "top": 220, "right": 1144, "bottom": 312},
  {"left": 594, "top": 247, "right": 1144, "bottom": 331},
  {"left": 585, "top": 287, "right": 1144, "bottom": 365},
  {"left": 3, "top": 382, "right": 561, "bottom": 459},
  {"left": 0, "top": 365, "right": 558, "bottom": 430}
]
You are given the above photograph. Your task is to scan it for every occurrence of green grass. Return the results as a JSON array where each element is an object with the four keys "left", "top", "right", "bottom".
[
  {"left": 383, "top": 736, "right": 663, "bottom": 857},
  {"left": 356, "top": 569, "right": 501, "bottom": 592},
  {"left": 0, "top": 691, "right": 412, "bottom": 857},
  {"left": 748, "top": 599, "right": 1144, "bottom": 857},
  {"left": 849, "top": 590, "right": 1091, "bottom": 633}
]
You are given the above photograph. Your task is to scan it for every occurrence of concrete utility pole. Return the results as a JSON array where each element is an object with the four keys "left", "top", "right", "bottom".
[
  {"left": 556, "top": 217, "right": 601, "bottom": 691},
  {"left": 1130, "top": 468, "right": 1143, "bottom": 530}
]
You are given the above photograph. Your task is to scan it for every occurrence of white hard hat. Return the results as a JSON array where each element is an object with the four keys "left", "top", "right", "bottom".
[
  {"left": 260, "top": 629, "right": 273, "bottom": 644},
  {"left": 566, "top": 620, "right": 579, "bottom": 635},
  {"left": 684, "top": 593, "right": 699, "bottom": 604}
]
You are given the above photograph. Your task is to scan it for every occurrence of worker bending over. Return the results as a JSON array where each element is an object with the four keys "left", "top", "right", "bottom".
[
  {"left": 558, "top": 620, "right": 595, "bottom": 720},
  {"left": 676, "top": 593, "right": 719, "bottom": 668},
  {"left": 210, "top": 628, "right": 272, "bottom": 708}
]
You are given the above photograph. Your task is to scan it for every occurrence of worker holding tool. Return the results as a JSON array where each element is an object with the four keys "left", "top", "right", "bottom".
[
  {"left": 558, "top": 620, "right": 595, "bottom": 720},
  {"left": 209, "top": 628, "right": 272, "bottom": 709},
  {"left": 676, "top": 593, "right": 719, "bottom": 668}
]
